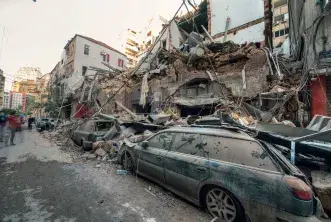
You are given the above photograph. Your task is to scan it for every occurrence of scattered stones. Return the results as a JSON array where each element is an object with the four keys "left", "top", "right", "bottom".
[{"left": 86, "top": 154, "right": 97, "bottom": 160}]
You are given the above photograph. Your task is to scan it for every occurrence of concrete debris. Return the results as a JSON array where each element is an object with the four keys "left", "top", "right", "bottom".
[
  {"left": 311, "top": 171, "right": 331, "bottom": 211},
  {"left": 95, "top": 148, "right": 107, "bottom": 157}
]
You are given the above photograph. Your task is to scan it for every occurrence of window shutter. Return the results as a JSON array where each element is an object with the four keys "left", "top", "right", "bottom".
[{"left": 107, "top": 54, "right": 110, "bottom": 62}]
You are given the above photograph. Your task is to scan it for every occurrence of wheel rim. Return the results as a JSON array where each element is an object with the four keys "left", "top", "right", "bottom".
[
  {"left": 123, "top": 153, "right": 133, "bottom": 171},
  {"left": 206, "top": 189, "right": 237, "bottom": 221}
]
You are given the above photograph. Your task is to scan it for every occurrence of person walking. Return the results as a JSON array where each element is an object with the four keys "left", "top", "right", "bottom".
[
  {"left": 0, "top": 112, "right": 6, "bottom": 142},
  {"left": 7, "top": 112, "right": 17, "bottom": 145},
  {"left": 28, "top": 116, "right": 33, "bottom": 131}
]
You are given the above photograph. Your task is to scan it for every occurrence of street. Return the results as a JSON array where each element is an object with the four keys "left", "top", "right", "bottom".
[{"left": 0, "top": 130, "right": 210, "bottom": 222}]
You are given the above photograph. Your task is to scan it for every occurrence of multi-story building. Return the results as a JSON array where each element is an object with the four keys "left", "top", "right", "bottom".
[
  {"left": 10, "top": 92, "right": 23, "bottom": 110},
  {"left": 59, "top": 34, "right": 127, "bottom": 95},
  {"left": 124, "top": 29, "right": 140, "bottom": 68},
  {"left": 3, "top": 92, "right": 10, "bottom": 109},
  {"left": 272, "top": 0, "right": 289, "bottom": 48},
  {"left": 0, "top": 69, "right": 5, "bottom": 109},
  {"left": 14, "top": 67, "right": 42, "bottom": 81}
]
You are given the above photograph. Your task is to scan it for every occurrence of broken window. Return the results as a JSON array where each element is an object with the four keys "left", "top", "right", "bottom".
[
  {"left": 274, "top": 31, "right": 280, "bottom": 38},
  {"left": 148, "top": 132, "right": 175, "bottom": 150},
  {"left": 201, "top": 135, "right": 279, "bottom": 171},
  {"left": 162, "top": 40, "right": 167, "bottom": 49},
  {"left": 285, "top": 28, "right": 289, "bottom": 34},
  {"left": 280, "top": 29, "right": 285, "bottom": 36},
  {"left": 171, "top": 133, "right": 205, "bottom": 157},
  {"left": 84, "top": 44, "right": 90, "bottom": 55},
  {"left": 82, "top": 66, "right": 87, "bottom": 76}
]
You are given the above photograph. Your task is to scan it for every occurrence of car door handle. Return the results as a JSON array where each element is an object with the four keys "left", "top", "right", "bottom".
[
  {"left": 196, "top": 167, "right": 207, "bottom": 172},
  {"left": 156, "top": 156, "right": 162, "bottom": 160}
]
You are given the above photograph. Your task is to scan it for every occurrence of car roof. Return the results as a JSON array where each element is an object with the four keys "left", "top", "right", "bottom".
[{"left": 163, "top": 127, "right": 256, "bottom": 141}]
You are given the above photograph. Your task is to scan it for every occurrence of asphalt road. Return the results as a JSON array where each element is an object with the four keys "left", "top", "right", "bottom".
[{"left": 0, "top": 129, "right": 210, "bottom": 222}]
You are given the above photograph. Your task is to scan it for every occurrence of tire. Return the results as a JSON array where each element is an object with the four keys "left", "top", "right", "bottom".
[
  {"left": 121, "top": 152, "right": 134, "bottom": 172},
  {"left": 82, "top": 140, "right": 91, "bottom": 151},
  {"left": 204, "top": 187, "right": 245, "bottom": 222}
]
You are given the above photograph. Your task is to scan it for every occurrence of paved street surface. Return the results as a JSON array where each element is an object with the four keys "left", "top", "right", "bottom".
[{"left": 0, "top": 130, "right": 210, "bottom": 222}]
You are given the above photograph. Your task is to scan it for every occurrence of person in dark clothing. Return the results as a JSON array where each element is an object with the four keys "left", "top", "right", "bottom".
[
  {"left": 0, "top": 112, "right": 6, "bottom": 142},
  {"left": 28, "top": 116, "right": 33, "bottom": 131}
]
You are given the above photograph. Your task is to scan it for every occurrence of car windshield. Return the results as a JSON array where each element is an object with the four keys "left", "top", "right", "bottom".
[{"left": 95, "top": 122, "right": 113, "bottom": 131}]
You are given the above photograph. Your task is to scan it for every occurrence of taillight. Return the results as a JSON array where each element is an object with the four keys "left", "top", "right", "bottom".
[{"left": 283, "top": 176, "right": 313, "bottom": 201}]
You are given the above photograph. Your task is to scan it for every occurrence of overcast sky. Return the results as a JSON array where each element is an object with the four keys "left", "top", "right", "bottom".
[{"left": 0, "top": 0, "right": 187, "bottom": 90}]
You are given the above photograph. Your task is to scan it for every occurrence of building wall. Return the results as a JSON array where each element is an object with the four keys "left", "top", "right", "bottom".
[
  {"left": 14, "top": 67, "right": 42, "bottom": 81},
  {"left": 63, "top": 35, "right": 127, "bottom": 94},
  {"left": 210, "top": 0, "right": 264, "bottom": 37},
  {"left": 289, "top": 0, "right": 331, "bottom": 68}
]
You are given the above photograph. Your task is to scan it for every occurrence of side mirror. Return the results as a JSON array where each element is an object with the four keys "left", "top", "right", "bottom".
[{"left": 142, "top": 141, "right": 148, "bottom": 149}]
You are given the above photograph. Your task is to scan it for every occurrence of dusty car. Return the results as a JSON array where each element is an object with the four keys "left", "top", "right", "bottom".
[
  {"left": 36, "top": 118, "right": 51, "bottom": 132},
  {"left": 118, "top": 126, "right": 321, "bottom": 222},
  {"left": 72, "top": 120, "right": 116, "bottom": 151}
]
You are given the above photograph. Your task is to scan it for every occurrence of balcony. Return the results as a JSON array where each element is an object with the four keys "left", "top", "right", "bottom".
[
  {"left": 273, "top": 4, "right": 288, "bottom": 17},
  {"left": 125, "top": 44, "right": 139, "bottom": 53},
  {"left": 272, "top": 0, "right": 287, "bottom": 8}
]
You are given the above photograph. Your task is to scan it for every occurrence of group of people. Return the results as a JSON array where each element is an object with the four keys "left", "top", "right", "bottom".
[{"left": 0, "top": 111, "right": 35, "bottom": 146}]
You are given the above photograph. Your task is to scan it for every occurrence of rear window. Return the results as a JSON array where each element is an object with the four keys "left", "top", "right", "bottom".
[
  {"left": 201, "top": 135, "right": 279, "bottom": 171},
  {"left": 95, "top": 122, "right": 113, "bottom": 131}
]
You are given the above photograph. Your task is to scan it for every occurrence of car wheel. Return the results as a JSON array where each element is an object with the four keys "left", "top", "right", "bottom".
[
  {"left": 205, "top": 187, "right": 244, "bottom": 222},
  {"left": 122, "top": 152, "right": 134, "bottom": 172}
]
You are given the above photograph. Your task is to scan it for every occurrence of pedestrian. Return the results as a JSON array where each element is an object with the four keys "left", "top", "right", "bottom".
[
  {"left": 7, "top": 111, "right": 17, "bottom": 145},
  {"left": 28, "top": 116, "right": 33, "bottom": 131},
  {"left": 0, "top": 111, "right": 6, "bottom": 142}
]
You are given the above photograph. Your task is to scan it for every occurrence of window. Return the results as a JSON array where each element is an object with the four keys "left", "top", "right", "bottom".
[
  {"left": 280, "top": 29, "right": 285, "bottom": 36},
  {"left": 285, "top": 28, "right": 289, "bottom": 34},
  {"left": 200, "top": 135, "right": 279, "bottom": 171},
  {"left": 171, "top": 133, "right": 206, "bottom": 157},
  {"left": 118, "top": 59, "right": 124, "bottom": 68},
  {"left": 84, "top": 44, "right": 90, "bottom": 55},
  {"left": 162, "top": 40, "right": 167, "bottom": 49},
  {"left": 82, "top": 66, "right": 87, "bottom": 76},
  {"left": 61, "top": 59, "right": 63, "bottom": 65},
  {"left": 148, "top": 132, "right": 175, "bottom": 150},
  {"left": 274, "top": 31, "right": 280, "bottom": 37},
  {"left": 102, "top": 54, "right": 106, "bottom": 62}
]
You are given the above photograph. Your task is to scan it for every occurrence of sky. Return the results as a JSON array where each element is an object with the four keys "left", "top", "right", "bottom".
[{"left": 0, "top": 0, "right": 187, "bottom": 90}]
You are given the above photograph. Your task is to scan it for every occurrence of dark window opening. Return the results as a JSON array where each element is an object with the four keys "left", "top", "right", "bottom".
[
  {"left": 280, "top": 29, "right": 285, "bottom": 36},
  {"left": 285, "top": 28, "right": 289, "bottom": 34},
  {"left": 162, "top": 40, "right": 167, "bottom": 49},
  {"left": 102, "top": 54, "right": 106, "bottom": 62},
  {"left": 84, "top": 44, "right": 90, "bottom": 55},
  {"left": 82, "top": 66, "right": 87, "bottom": 76},
  {"left": 275, "top": 31, "right": 280, "bottom": 37}
]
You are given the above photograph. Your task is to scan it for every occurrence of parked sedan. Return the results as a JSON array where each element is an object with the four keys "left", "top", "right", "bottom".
[
  {"left": 72, "top": 120, "right": 115, "bottom": 151},
  {"left": 118, "top": 126, "right": 321, "bottom": 222}
]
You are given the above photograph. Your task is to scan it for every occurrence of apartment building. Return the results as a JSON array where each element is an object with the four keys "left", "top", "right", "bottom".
[
  {"left": 272, "top": 0, "right": 289, "bottom": 48},
  {"left": 0, "top": 69, "right": 5, "bottom": 109},
  {"left": 124, "top": 29, "right": 140, "bottom": 68},
  {"left": 3, "top": 92, "right": 10, "bottom": 109},
  {"left": 59, "top": 34, "right": 127, "bottom": 95}
]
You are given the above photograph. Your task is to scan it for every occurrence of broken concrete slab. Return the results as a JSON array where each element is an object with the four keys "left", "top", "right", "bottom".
[
  {"left": 95, "top": 148, "right": 107, "bottom": 157},
  {"left": 312, "top": 170, "right": 331, "bottom": 211}
]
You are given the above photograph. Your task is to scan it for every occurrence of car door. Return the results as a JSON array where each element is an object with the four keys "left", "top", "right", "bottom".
[
  {"left": 164, "top": 132, "right": 210, "bottom": 199},
  {"left": 135, "top": 132, "right": 175, "bottom": 184}
]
